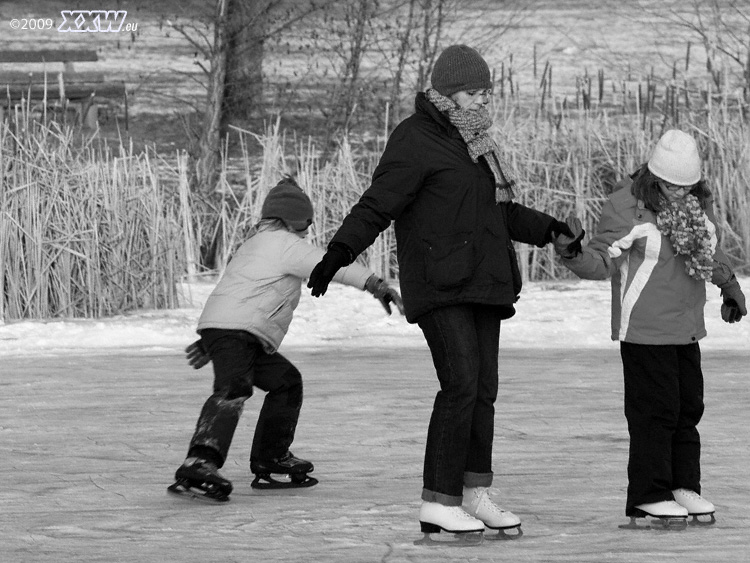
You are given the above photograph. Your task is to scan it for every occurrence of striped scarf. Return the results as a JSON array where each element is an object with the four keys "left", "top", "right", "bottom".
[{"left": 426, "top": 88, "right": 516, "bottom": 203}]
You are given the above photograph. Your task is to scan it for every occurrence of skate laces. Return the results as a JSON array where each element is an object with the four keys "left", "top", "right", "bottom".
[
  {"left": 278, "top": 451, "right": 294, "bottom": 463},
  {"left": 183, "top": 457, "right": 218, "bottom": 472},
  {"left": 675, "top": 488, "right": 702, "bottom": 500},
  {"left": 474, "top": 488, "right": 508, "bottom": 515},
  {"left": 448, "top": 505, "right": 480, "bottom": 520},
  {"left": 183, "top": 457, "right": 204, "bottom": 468}
]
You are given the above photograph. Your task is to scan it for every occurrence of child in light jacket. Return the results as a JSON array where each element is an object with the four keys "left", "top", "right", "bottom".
[
  {"left": 554, "top": 130, "right": 746, "bottom": 527},
  {"left": 169, "top": 176, "right": 403, "bottom": 501}
]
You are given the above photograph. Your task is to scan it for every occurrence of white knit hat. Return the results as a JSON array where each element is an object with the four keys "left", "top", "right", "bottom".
[{"left": 647, "top": 129, "right": 702, "bottom": 185}]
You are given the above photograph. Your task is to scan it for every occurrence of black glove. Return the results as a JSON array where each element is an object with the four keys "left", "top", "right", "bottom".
[
  {"left": 546, "top": 219, "right": 574, "bottom": 243},
  {"left": 553, "top": 213, "right": 585, "bottom": 259},
  {"left": 364, "top": 275, "right": 405, "bottom": 316},
  {"left": 307, "top": 243, "right": 353, "bottom": 297},
  {"left": 185, "top": 339, "right": 211, "bottom": 369},
  {"left": 719, "top": 277, "right": 747, "bottom": 323}
]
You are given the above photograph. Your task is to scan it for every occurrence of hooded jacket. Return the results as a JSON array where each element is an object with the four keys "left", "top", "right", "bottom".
[
  {"left": 561, "top": 177, "right": 734, "bottom": 344},
  {"left": 197, "top": 228, "right": 372, "bottom": 353},
  {"left": 330, "top": 93, "right": 557, "bottom": 323}
]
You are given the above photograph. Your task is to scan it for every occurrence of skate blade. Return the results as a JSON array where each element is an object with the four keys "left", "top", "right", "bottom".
[
  {"left": 414, "top": 531, "right": 484, "bottom": 547},
  {"left": 167, "top": 480, "right": 230, "bottom": 503},
  {"left": 619, "top": 517, "right": 650, "bottom": 530},
  {"left": 251, "top": 474, "right": 318, "bottom": 490},
  {"left": 619, "top": 516, "right": 687, "bottom": 531},
  {"left": 650, "top": 517, "right": 688, "bottom": 531},
  {"left": 689, "top": 513, "right": 716, "bottom": 527},
  {"left": 485, "top": 525, "right": 523, "bottom": 540}
]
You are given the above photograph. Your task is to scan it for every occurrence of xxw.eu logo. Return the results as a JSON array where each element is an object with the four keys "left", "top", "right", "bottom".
[{"left": 58, "top": 10, "right": 130, "bottom": 33}]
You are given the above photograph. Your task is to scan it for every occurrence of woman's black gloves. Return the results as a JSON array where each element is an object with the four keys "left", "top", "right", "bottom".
[
  {"left": 307, "top": 243, "right": 354, "bottom": 297},
  {"left": 552, "top": 214, "right": 585, "bottom": 259}
]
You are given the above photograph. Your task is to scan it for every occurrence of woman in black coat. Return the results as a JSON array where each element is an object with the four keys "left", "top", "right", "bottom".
[{"left": 308, "top": 44, "right": 574, "bottom": 538}]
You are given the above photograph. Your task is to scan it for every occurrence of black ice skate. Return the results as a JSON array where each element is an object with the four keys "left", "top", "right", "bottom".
[
  {"left": 250, "top": 451, "right": 318, "bottom": 489},
  {"left": 168, "top": 457, "right": 233, "bottom": 502},
  {"left": 620, "top": 501, "right": 688, "bottom": 531}
]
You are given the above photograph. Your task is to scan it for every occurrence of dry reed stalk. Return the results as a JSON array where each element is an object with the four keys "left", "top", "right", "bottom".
[
  {"left": 1, "top": 110, "right": 185, "bottom": 320},
  {"left": 177, "top": 151, "right": 199, "bottom": 281},
  {"left": 3, "top": 90, "right": 749, "bottom": 322}
]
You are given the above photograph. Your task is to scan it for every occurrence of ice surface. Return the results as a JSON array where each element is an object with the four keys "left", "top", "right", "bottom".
[{"left": 1, "top": 280, "right": 748, "bottom": 561}]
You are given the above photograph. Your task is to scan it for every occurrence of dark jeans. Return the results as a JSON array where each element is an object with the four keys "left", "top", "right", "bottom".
[
  {"left": 620, "top": 342, "right": 704, "bottom": 516},
  {"left": 417, "top": 304, "right": 503, "bottom": 506},
  {"left": 187, "top": 328, "right": 303, "bottom": 468}
]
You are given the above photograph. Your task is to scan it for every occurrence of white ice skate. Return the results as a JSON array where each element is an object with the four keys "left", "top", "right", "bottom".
[
  {"left": 463, "top": 486, "right": 522, "bottom": 540},
  {"left": 620, "top": 500, "right": 688, "bottom": 531},
  {"left": 673, "top": 488, "right": 716, "bottom": 526},
  {"left": 414, "top": 501, "right": 484, "bottom": 546}
]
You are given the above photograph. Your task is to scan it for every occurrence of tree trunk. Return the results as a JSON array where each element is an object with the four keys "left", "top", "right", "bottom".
[
  {"left": 193, "top": 0, "right": 229, "bottom": 195},
  {"left": 223, "top": 0, "right": 268, "bottom": 129}
]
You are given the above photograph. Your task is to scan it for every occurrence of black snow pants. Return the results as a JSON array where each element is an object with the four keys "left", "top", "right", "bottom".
[
  {"left": 620, "top": 342, "right": 704, "bottom": 516},
  {"left": 187, "top": 328, "right": 303, "bottom": 467}
]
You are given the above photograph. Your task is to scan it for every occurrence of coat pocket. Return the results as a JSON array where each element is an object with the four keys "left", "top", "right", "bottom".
[
  {"left": 423, "top": 232, "right": 475, "bottom": 289},
  {"left": 483, "top": 216, "right": 522, "bottom": 299}
]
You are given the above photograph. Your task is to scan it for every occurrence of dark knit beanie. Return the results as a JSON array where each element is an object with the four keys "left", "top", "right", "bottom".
[
  {"left": 430, "top": 44, "right": 492, "bottom": 97},
  {"left": 261, "top": 177, "right": 314, "bottom": 231}
]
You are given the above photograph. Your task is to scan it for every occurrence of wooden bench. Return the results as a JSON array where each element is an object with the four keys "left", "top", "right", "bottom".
[{"left": 0, "top": 49, "right": 126, "bottom": 128}]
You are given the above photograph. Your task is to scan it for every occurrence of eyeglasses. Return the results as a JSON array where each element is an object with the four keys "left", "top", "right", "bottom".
[
  {"left": 467, "top": 89, "right": 493, "bottom": 98},
  {"left": 658, "top": 180, "right": 693, "bottom": 193}
]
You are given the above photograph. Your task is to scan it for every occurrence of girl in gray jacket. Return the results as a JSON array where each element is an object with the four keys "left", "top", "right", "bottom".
[
  {"left": 169, "top": 177, "right": 402, "bottom": 501},
  {"left": 555, "top": 130, "right": 746, "bottom": 529}
]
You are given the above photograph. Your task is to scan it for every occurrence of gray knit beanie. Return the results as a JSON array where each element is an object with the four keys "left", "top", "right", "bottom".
[
  {"left": 430, "top": 44, "right": 492, "bottom": 97},
  {"left": 261, "top": 177, "right": 313, "bottom": 231}
]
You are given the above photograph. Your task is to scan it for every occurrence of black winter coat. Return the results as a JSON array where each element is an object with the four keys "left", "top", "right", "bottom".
[{"left": 331, "top": 93, "right": 557, "bottom": 323}]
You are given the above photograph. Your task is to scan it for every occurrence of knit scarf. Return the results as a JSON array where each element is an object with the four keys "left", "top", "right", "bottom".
[
  {"left": 656, "top": 194, "right": 714, "bottom": 281},
  {"left": 426, "top": 88, "right": 515, "bottom": 202}
]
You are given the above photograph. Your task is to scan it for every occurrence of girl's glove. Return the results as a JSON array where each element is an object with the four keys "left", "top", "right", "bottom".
[
  {"left": 365, "top": 275, "right": 405, "bottom": 316},
  {"left": 553, "top": 213, "right": 585, "bottom": 258},
  {"left": 185, "top": 339, "right": 211, "bottom": 369},
  {"left": 719, "top": 277, "right": 747, "bottom": 323}
]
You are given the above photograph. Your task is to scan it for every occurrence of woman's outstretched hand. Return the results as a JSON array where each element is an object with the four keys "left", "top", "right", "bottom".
[
  {"left": 307, "top": 244, "right": 352, "bottom": 297},
  {"left": 553, "top": 213, "right": 585, "bottom": 258}
]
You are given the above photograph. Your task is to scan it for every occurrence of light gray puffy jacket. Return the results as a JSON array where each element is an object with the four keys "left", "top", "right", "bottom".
[{"left": 197, "top": 227, "right": 372, "bottom": 352}]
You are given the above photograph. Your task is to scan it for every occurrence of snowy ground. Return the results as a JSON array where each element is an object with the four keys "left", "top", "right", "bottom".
[
  {"left": 1, "top": 279, "right": 749, "bottom": 562},
  {"left": 1, "top": 277, "right": 748, "bottom": 356}
]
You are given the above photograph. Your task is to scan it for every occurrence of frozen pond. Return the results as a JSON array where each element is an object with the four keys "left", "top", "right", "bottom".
[{"left": 2, "top": 348, "right": 748, "bottom": 562}]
